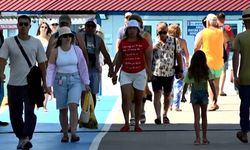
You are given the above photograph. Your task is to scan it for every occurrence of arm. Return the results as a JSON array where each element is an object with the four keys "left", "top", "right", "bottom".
[
  {"left": 99, "top": 39, "right": 114, "bottom": 77},
  {"left": 112, "top": 51, "right": 122, "bottom": 85},
  {"left": 194, "top": 31, "right": 203, "bottom": 51},
  {"left": 46, "top": 48, "right": 57, "bottom": 94},
  {"left": 46, "top": 34, "right": 56, "bottom": 60},
  {"left": 144, "top": 47, "right": 152, "bottom": 80},
  {"left": 0, "top": 58, "right": 6, "bottom": 81},
  {"left": 76, "top": 32, "right": 89, "bottom": 65},
  {"left": 181, "top": 39, "right": 189, "bottom": 67},
  {"left": 38, "top": 62, "right": 47, "bottom": 91},
  {"left": 232, "top": 48, "right": 240, "bottom": 86}
]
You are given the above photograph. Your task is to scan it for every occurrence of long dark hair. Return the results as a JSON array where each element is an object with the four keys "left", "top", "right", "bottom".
[
  {"left": 36, "top": 22, "right": 52, "bottom": 36},
  {"left": 188, "top": 50, "right": 210, "bottom": 82}
]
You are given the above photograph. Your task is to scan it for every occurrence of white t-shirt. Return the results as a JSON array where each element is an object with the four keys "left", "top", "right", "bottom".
[{"left": 0, "top": 36, "right": 47, "bottom": 86}]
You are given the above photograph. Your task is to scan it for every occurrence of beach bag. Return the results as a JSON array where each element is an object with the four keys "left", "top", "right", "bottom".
[
  {"left": 14, "top": 36, "right": 44, "bottom": 107},
  {"left": 79, "top": 92, "right": 91, "bottom": 124},
  {"left": 79, "top": 92, "right": 98, "bottom": 129}
]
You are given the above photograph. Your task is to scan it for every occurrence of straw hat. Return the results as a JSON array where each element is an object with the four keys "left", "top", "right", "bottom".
[{"left": 58, "top": 27, "right": 73, "bottom": 37}]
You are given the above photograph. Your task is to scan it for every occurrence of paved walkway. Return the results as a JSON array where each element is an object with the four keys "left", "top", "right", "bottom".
[{"left": 0, "top": 66, "right": 249, "bottom": 150}]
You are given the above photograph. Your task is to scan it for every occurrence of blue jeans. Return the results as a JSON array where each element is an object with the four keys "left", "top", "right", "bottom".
[
  {"left": 173, "top": 79, "right": 184, "bottom": 108},
  {"left": 7, "top": 85, "right": 36, "bottom": 140},
  {"left": 238, "top": 85, "right": 250, "bottom": 133}
]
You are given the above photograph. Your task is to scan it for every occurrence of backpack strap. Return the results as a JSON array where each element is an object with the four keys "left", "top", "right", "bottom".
[{"left": 14, "top": 36, "right": 32, "bottom": 68}]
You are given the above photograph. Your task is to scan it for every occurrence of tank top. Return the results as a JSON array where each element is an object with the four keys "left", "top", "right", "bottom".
[
  {"left": 56, "top": 45, "right": 78, "bottom": 73},
  {"left": 202, "top": 28, "right": 224, "bottom": 70}
]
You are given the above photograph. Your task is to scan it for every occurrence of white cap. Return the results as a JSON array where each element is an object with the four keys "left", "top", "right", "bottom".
[
  {"left": 125, "top": 12, "right": 132, "bottom": 17},
  {"left": 125, "top": 20, "right": 140, "bottom": 32}
]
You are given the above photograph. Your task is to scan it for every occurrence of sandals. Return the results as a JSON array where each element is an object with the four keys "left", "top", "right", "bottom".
[
  {"left": 120, "top": 125, "right": 130, "bottom": 132},
  {"left": 194, "top": 140, "right": 200, "bottom": 145},
  {"left": 202, "top": 139, "right": 210, "bottom": 145},
  {"left": 71, "top": 135, "right": 80, "bottom": 143},
  {"left": 154, "top": 118, "right": 161, "bottom": 125},
  {"left": 134, "top": 126, "right": 142, "bottom": 132},
  {"left": 61, "top": 135, "right": 69, "bottom": 143},
  {"left": 236, "top": 131, "right": 248, "bottom": 143},
  {"left": 208, "top": 104, "right": 219, "bottom": 111},
  {"left": 163, "top": 116, "right": 170, "bottom": 124}
]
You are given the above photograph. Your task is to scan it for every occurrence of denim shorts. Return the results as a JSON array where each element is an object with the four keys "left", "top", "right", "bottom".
[
  {"left": 190, "top": 89, "right": 209, "bottom": 105},
  {"left": 82, "top": 68, "right": 101, "bottom": 94},
  {"left": 53, "top": 72, "right": 82, "bottom": 109}
]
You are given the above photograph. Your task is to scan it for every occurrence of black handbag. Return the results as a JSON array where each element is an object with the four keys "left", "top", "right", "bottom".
[
  {"left": 173, "top": 38, "right": 181, "bottom": 79},
  {"left": 14, "top": 36, "right": 44, "bottom": 107}
]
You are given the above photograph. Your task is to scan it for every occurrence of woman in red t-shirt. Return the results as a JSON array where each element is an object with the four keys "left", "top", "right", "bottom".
[{"left": 112, "top": 20, "right": 152, "bottom": 132}]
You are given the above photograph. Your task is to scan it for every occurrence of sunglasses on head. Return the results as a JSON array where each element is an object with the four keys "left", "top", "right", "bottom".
[
  {"left": 18, "top": 22, "right": 29, "bottom": 27},
  {"left": 61, "top": 34, "right": 73, "bottom": 38},
  {"left": 157, "top": 31, "right": 167, "bottom": 35}
]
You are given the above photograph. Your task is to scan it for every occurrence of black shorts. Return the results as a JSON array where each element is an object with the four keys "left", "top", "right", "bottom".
[{"left": 152, "top": 76, "right": 174, "bottom": 94}]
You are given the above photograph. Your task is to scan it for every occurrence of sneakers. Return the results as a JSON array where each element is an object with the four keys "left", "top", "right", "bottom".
[
  {"left": 236, "top": 131, "right": 248, "bottom": 143},
  {"left": 130, "top": 118, "right": 135, "bottom": 126},
  {"left": 17, "top": 137, "right": 32, "bottom": 149},
  {"left": 0, "top": 121, "right": 8, "bottom": 126},
  {"left": 140, "top": 113, "right": 146, "bottom": 124}
]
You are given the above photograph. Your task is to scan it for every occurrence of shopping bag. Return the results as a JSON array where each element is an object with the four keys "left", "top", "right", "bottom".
[
  {"left": 79, "top": 92, "right": 98, "bottom": 129},
  {"left": 79, "top": 92, "right": 91, "bottom": 124}
]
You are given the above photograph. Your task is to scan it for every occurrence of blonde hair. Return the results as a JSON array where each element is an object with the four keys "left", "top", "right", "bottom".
[{"left": 168, "top": 24, "right": 181, "bottom": 38}]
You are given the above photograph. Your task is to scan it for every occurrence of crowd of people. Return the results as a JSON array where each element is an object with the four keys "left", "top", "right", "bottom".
[{"left": 0, "top": 8, "right": 249, "bottom": 149}]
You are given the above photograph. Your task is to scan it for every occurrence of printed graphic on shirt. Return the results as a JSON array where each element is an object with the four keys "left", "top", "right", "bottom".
[{"left": 119, "top": 38, "right": 149, "bottom": 73}]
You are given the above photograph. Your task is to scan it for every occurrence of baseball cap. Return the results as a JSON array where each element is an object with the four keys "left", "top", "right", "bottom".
[
  {"left": 125, "top": 12, "right": 132, "bottom": 18},
  {"left": 125, "top": 20, "right": 140, "bottom": 32},
  {"left": 59, "top": 15, "right": 71, "bottom": 25},
  {"left": 205, "top": 13, "right": 218, "bottom": 22}
]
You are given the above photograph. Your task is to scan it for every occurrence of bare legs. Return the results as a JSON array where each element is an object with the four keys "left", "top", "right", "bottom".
[
  {"left": 121, "top": 84, "right": 143, "bottom": 131},
  {"left": 59, "top": 103, "right": 79, "bottom": 142},
  {"left": 192, "top": 104, "right": 208, "bottom": 144}
]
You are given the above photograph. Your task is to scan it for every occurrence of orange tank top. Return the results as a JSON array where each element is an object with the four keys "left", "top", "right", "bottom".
[{"left": 202, "top": 28, "right": 224, "bottom": 70}]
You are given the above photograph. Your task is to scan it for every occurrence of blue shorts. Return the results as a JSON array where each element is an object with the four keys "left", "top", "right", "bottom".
[
  {"left": 54, "top": 72, "right": 82, "bottom": 109},
  {"left": 190, "top": 89, "right": 209, "bottom": 105}
]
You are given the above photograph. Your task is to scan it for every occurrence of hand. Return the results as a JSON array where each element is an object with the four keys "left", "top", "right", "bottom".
[
  {"left": 112, "top": 75, "right": 118, "bottom": 85},
  {"left": 84, "top": 84, "right": 91, "bottom": 92},
  {"left": 47, "top": 87, "right": 52, "bottom": 95},
  {"left": 147, "top": 71, "right": 153, "bottom": 82},
  {"left": 108, "top": 67, "right": 114, "bottom": 78}
]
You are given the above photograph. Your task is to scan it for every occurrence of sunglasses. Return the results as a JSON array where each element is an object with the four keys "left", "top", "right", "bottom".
[
  {"left": 18, "top": 22, "right": 29, "bottom": 27},
  {"left": 85, "top": 25, "right": 96, "bottom": 28},
  {"left": 61, "top": 34, "right": 73, "bottom": 38},
  {"left": 40, "top": 26, "right": 48, "bottom": 29},
  {"left": 51, "top": 23, "right": 59, "bottom": 26},
  {"left": 157, "top": 31, "right": 167, "bottom": 35}
]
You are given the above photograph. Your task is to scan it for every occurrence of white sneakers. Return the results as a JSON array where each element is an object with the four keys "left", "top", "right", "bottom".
[{"left": 16, "top": 137, "right": 32, "bottom": 149}]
